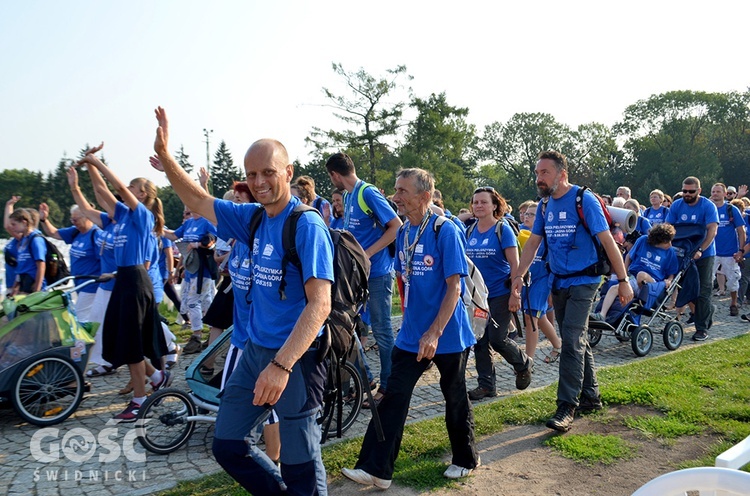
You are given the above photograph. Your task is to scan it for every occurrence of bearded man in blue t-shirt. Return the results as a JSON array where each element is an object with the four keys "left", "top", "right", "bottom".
[
  {"left": 511, "top": 150, "right": 633, "bottom": 432},
  {"left": 342, "top": 168, "right": 479, "bottom": 489},
  {"left": 153, "top": 107, "right": 334, "bottom": 495},
  {"left": 666, "top": 177, "right": 719, "bottom": 341}
]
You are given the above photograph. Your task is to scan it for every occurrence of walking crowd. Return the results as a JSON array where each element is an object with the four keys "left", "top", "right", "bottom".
[{"left": 4, "top": 106, "right": 749, "bottom": 494}]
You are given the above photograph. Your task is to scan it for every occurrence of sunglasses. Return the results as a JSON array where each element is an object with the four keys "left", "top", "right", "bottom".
[
  {"left": 682, "top": 189, "right": 697, "bottom": 194},
  {"left": 473, "top": 186, "right": 496, "bottom": 194}
]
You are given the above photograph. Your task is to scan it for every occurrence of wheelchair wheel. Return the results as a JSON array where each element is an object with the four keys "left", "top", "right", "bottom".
[
  {"left": 663, "top": 321, "right": 684, "bottom": 350},
  {"left": 321, "top": 360, "right": 363, "bottom": 439},
  {"left": 136, "top": 388, "right": 197, "bottom": 455},
  {"left": 631, "top": 325, "right": 653, "bottom": 357},
  {"left": 12, "top": 355, "right": 84, "bottom": 426},
  {"left": 587, "top": 328, "right": 602, "bottom": 347}
]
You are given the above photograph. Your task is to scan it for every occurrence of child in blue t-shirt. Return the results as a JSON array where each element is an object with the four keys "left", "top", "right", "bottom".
[{"left": 591, "top": 223, "right": 678, "bottom": 321}]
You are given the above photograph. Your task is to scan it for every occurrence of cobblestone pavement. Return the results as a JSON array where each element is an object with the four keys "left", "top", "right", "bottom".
[{"left": 1, "top": 298, "right": 747, "bottom": 495}]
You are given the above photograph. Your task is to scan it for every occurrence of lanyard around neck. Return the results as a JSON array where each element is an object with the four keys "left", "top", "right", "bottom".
[{"left": 403, "top": 210, "right": 432, "bottom": 282}]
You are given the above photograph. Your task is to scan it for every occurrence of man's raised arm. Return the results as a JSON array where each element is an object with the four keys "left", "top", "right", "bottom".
[{"left": 153, "top": 107, "right": 217, "bottom": 224}]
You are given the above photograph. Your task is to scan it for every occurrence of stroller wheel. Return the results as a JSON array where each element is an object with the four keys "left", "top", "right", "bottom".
[
  {"left": 663, "top": 321, "right": 684, "bottom": 350},
  {"left": 136, "top": 388, "right": 197, "bottom": 455},
  {"left": 587, "top": 327, "right": 602, "bottom": 347},
  {"left": 631, "top": 325, "right": 653, "bottom": 357},
  {"left": 12, "top": 355, "right": 85, "bottom": 426}
]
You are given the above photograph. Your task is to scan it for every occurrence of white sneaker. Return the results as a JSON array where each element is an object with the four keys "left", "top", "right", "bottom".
[
  {"left": 341, "top": 468, "right": 392, "bottom": 489},
  {"left": 443, "top": 456, "right": 481, "bottom": 479}
]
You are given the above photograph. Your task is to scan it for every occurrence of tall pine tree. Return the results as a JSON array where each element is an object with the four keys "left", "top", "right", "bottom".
[{"left": 211, "top": 140, "right": 241, "bottom": 196}]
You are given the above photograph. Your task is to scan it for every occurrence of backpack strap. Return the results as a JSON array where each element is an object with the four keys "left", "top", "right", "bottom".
[
  {"left": 313, "top": 196, "right": 323, "bottom": 213},
  {"left": 466, "top": 218, "right": 504, "bottom": 247},
  {"left": 280, "top": 204, "right": 322, "bottom": 301}
]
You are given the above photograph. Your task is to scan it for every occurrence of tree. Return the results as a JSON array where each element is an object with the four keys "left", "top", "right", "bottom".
[
  {"left": 306, "top": 62, "right": 412, "bottom": 186},
  {"left": 398, "top": 92, "right": 478, "bottom": 213},
  {"left": 175, "top": 145, "right": 194, "bottom": 174},
  {"left": 211, "top": 140, "right": 241, "bottom": 196}
]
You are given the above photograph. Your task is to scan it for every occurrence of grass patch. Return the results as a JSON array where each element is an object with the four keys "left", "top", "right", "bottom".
[
  {"left": 158, "top": 333, "right": 750, "bottom": 494},
  {"left": 623, "top": 415, "right": 704, "bottom": 439},
  {"left": 545, "top": 433, "right": 636, "bottom": 465}
]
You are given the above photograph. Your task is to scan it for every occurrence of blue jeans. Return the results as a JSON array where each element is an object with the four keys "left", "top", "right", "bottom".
[
  {"left": 551, "top": 283, "right": 600, "bottom": 407},
  {"left": 368, "top": 271, "right": 394, "bottom": 391},
  {"left": 213, "top": 341, "right": 327, "bottom": 495}
]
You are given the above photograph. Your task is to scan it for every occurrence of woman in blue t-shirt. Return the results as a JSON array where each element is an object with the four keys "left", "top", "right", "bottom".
[
  {"left": 643, "top": 189, "right": 669, "bottom": 226},
  {"left": 38, "top": 203, "right": 101, "bottom": 321},
  {"left": 624, "top": 199, "right": 652, "bottom": 235},
  {"left": 7, "top": 208, "right": 46, "bottom": 295},
  {"left": 465, "top": 187, "right": 532, "bottom": 400},
  {"left": 78, "top": 145, "right": 169, "bottom": 422}
]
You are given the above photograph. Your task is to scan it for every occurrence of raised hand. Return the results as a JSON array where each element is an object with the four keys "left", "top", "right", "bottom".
[
  {"left": 39, "top": 202, "right": 50, "bottom": 218},
  {"left": 66, "top": 167, "right": 79, "bottom": 189},
  {"left": 6, "top": 195, "right": 21, "bottom": 207},
  {"left": 82, "top": 142, "right": 104, "bottom": 157},
  {"left": 154, "top": 107, "right": 169, "bottom": 156},
  {"left": 738, "top": 184, "right": 748, "bottom": 198},
  {"left": 198, "top": 167, "right": 209, "bottom": 188},
  {"left": 149, "top": 155, "right": 165, "bottom": 172}
]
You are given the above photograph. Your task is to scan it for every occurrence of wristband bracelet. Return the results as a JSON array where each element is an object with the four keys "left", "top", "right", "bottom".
[
  {"left": 270, "top": 358, "right": 292, "bottom": 374},
  {"left": 617, "top": 278, "right": 627, "bottom": 283}
]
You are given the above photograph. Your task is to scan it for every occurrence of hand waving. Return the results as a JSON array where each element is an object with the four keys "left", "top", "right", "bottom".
[
  {"left": 66, "top": 167, "right": 79, "bottom": 189},
  {"left": 154, "top": 107, "right": 170, "bottom": 156},
  {"left": 149, "top": 155, "right": 165, "bottom": 172}
]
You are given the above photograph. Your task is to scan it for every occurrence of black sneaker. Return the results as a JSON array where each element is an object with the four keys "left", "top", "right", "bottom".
[
  {"left": 686, "top": 313, "right": 695, "bottom": 325},
  {"left": 741, "top": 313, "right": 750, "bottom": 322},
  {"left": 515, "top": 359, "right": 533, "bottom": 390},
  {"left": 576, "top": 395, "right": 603, "bottom": 414},
  {"left": 546, "top": 403, "right": 575, "bottom": 432},
  {"left": 468, "top": 386, "right": 497, "bottom": 401},
  {"left": 692, "top": 330, "right": 708, "bottom": 341}
]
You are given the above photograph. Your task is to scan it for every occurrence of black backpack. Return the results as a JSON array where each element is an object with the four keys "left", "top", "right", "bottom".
[
  {"left": 31, "top": 233, "right": 71, "bottom": 285},
  {"left": 248, "top": 204, "right": 371, "bottom": 361}
]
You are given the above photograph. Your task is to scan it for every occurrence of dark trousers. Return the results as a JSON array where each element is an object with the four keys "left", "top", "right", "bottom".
[
  {"left": 473, "top": 294, "right": 530, "bottom": 391},
  {"left": 551, "top": 282, "right": 600, "bottom": 407},
  {"left": 695, "top": 256, "right": 715, "bottom": 332},
  {"left": 355, "top": 346, "right": 478, "bottom": 480}
]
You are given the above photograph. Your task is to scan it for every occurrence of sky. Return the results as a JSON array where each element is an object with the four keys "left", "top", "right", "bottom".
[{"left": 1, "top": 0, "right": 748, "bottom": 189}]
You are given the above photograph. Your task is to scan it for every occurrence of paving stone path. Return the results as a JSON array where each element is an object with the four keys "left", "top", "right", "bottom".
[{"left": 1, "top": 299, "right": 747, "bottom": 495}]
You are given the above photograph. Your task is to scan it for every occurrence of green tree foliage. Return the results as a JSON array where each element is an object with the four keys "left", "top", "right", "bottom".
[
  {"left": 398, "top": 92, "right": 477, "bottom": 213},
  {"left": 175, "top": 145, "right": 194, "bottom": 174},
  {"left": 307, "top": 62, "right": 412, "bottom": 186},
  {"left": 614, "top": 90, "right": 750, "bottom": 200},
  {"left": 159, "top": 186, "right": 185, "bottom": 230},
  {"left": 211, "top": 140, "right": 241, "bottom": 197}
]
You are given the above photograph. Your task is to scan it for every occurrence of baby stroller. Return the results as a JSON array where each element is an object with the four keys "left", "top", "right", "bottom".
[
  {"left": 588, "top": 224, "right": 704, "bottom": 357},
  {"left": 0, "top": 276, "right": 97, "bottom": 425},
  {"left": 135, "top": 325, "right": 368, "bottom": 455}
]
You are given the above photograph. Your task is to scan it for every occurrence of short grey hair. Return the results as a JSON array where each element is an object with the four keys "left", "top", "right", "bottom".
[{"left": 396, "top": 168, "right": 435, "bottom": 197}]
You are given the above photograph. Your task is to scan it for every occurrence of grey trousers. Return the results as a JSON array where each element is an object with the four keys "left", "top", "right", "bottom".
[{"left": 551, "top": 282, "right": 600, "bottom": 407}]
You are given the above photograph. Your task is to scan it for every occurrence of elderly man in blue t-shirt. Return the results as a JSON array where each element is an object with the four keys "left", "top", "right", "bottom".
[
  {"left": 342, "top": 168, "right": 479, "bottom": 489},
  {"left": 153, "top": 107, "right": 334, "bottom": 495},
  {"left": 511, "top": 150, "right": 632, "bottom": 432},
  {"left": 666, "top": 177, "right": 719, "bottom": 341}
]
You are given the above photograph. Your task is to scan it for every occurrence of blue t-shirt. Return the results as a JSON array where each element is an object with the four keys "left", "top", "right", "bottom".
[
  {"left": 174, "top": 216, "right": 218, "bottom": 281},
  {"left": 644, "top": 206, "right": 669, "bottom": 225},
  {"left": 665, "top": 197, "right": 719, "bottom": 258},
  {"left": 16, "top": 230, "right": 47, "bottom": 289},
  {"left": 112, "top": 202, "right": 154, "bottom": 267},
  {"left": 635, "top": 216, "right": 652, "bottom": 234},
  {"left": 214, "top": 196, "right": 334, "bottom": 349},
  {"left": 396, "top": 214, "right": 476, "bottom": 354},
  {"left": 96, "top": 213, "right": 118, "bottom": 291},
  {"left": 330, "top": 216, "right": 344, "bottom": 230},
  {"left": 466, "top": 220, "right": 517, "bottom": 298},
  {"left": 59, "top": 226, "right": 101, "bottom": 293},
  {"left": 4, "top": 238, "right": 18, "bottom": 289},
  {"left": 227, "top": 241, "right": 252, "bottom": 350},
  {"left": 343, "top": 181, "right": 398, "bottom": 278},
  {"left": 158, "top": 235, "right": 174, "bottom": 281},
  {"left": 713, "top": 203, "right": 745, "bottom": 256},
  {"left": 532, "top": 186, "right": 609, "bottom": 289},
  {"left": 627, "top": 236, "right": 679, "bottom": 281},
  {"left": 145, "top": 233, "right": 164, "bottom": 303}
]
